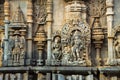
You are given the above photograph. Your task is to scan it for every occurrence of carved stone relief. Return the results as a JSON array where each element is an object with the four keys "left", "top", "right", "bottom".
[
  {"left": 10, "top": 30, "right": 26, "bottom": 62},
  {"left": 51, "top": 19, "right": 91, "bottom": 66},
  {"left": 52, "top": 74, "right": 94, "bottom": 80},
  {"left": 108, "top": 25, "right": 120, "bottom": 65},
  {"left": 52, "top": 31, "right": 62, "bottom": 60},
  {"left": 114, "top": 34, "right": 120, "bottom": 59},
  {"left": 7, "top": 5, "right": 27, "bottom": 66},
  {"left": 61, "top": 20, "right": 91, "bottom": 66},
  {"left": 87, "top": 0, "right": 106, "bottom": 27},
  {"left": 33, "top": 0, "right": 47, "bottom": 38},
  {"left": 33, "top": 0, "right": 47, "bottom": 24}
]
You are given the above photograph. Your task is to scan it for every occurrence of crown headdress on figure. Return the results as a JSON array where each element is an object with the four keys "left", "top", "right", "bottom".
[{"left": 73, "top": 30, "right": 81, "bottom": 37}]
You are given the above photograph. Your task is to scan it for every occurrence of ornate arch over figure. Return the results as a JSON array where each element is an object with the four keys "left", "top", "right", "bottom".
[{"left": 61, "top": 20, "right": 91, "bottom": 66}]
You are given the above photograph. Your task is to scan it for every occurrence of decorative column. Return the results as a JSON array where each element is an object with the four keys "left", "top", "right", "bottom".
[
  {"left": 92, "top": 17, "right": 104, "bottom": 66},
  {"left": 27, "top": 0, "right": 33, "bottom": 65},
  {"left": 3, "top": 0, "right": 10, "bottom": 63},
  {"left": 46, "top": 0, "right": 53, "bottom": 65},
  {"left": 34, "top": 27, "right": 46, "bottom": 65},
  {"left": 106, "top": 0, "right": 114, "bottom": 65}
]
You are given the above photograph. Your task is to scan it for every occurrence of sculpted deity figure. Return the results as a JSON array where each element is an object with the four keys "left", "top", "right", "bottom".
[
  {"left": 71, "top": 30, "right": 83, "bottom": 61},
  {"left": 12, "top": 30, "right": 25, "bottom": 62},
  {"left": 114, "top": 35, "right": 120, "bottom": 58},
  {"left": 12, "top": 31, "right": 21, "bottom": 62},
  {"left": 62, "top": 46, "right": 71, "bottom": 64},
  {"left": 52, "top": 36, "right": 62, "bottom": 60}
]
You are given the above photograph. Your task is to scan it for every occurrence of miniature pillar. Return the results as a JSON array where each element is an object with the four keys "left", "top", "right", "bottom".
[
  {"left": 52, "top": 73, "right": 56, "bottom": 80},
  {"left": 17, "top": 73, "right": 22, "bottom": 80},
  {"left": 4, "top": 0, "right": 10, "bottom": 61},
  {"left": 27, "top": 0, "right": 33, "bottom": 65},
  {"left": 86, "top": 74, "right": 93, "bottom": 80},
  {"left": 99, "top": 72, "right": 106, "bottom": 80},
  {"left": 23, "top": 72, "right": 28, "bottom": 80},
  {"left": 78, "top": 75, "right": 82, "bottom": 80},
  {"left": 106, "top": 0, "right": 114, "bottom": 64},
  {"left": 46, "top": 73, "right": 51, "bottom": 80},
  {"left": 5, "top": 74, "right": 9, "bottom": 80},
  {"left": 46, "top": 0, "right": 53, "bottom": 64},
  {"left": 111, "top": 76, "right": 117, "bottom": 80},
  {"left": 10, "top": 74, "right": 16, "bottom": 80}
]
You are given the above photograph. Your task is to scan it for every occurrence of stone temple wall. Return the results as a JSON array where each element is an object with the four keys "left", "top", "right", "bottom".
[{"left": 0, "top": 0, "right": 120, "bottom": 80}]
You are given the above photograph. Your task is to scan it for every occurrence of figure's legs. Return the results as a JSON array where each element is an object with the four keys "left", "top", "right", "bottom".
[
  {"left": 72, "top": 52, "right": 76, "bottom": 61},
  {"left": 76, "top": 49, "right": 80, "bottom": 60}
]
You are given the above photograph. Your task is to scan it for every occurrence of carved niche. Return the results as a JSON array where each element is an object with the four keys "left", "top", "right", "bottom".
[
  {"left": 51, "top": 0, "right": 91, "bottom": 66},
  {"left": 110, "top": 26, "right": 120, "bottom": 65},
  {"left": 52, "top": 31, "right": 62, "bottom": 60},
  {"left": 51, "top": 20, "right": 91, "bottom": 66},
  {"left": 7, "top": 5, "right": 27, "bottom": 66},
  {"left": 61, "top": 20, "right": 91, "bottom": 66}
]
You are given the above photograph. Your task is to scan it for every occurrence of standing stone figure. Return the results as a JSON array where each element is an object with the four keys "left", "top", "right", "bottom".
[
  {"left": 62, "top": 46, "right": 71, "bottom": 65},
  {"left": 114, "top": 35, "right": 120, "bottom": 58},
  {"left": 71, "top": 30, "right": 83, "bottom": 61},
  {"left": 12, "top": 30, "right": 25, "bottom": 62},
  {"left": 12, "top": 31, "right": 21, "bottom": 62},
  {"left": 52, "top": 36, "right": 62, "bottom": 60}
]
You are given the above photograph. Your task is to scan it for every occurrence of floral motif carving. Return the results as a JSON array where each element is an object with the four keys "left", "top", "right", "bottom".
[
  {"left": 33, "top": 0, "right": 47, "bottom": 24},
  {"left": 87, "top": 0, "right": 106, "bottom": 17}
]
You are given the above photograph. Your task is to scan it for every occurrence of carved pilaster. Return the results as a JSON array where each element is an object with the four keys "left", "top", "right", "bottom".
[
  {"left": 3, "top": 0, "right": 10, "bottom": 66},
  {"left": 46, "top": 0, "right": 53, "bottom": 65},
  {"left": 26, "top": 0, "right": 33, "bottom": 65},
  {"left": 106, "top": 0, "right": 114, "bottom": 65}
]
